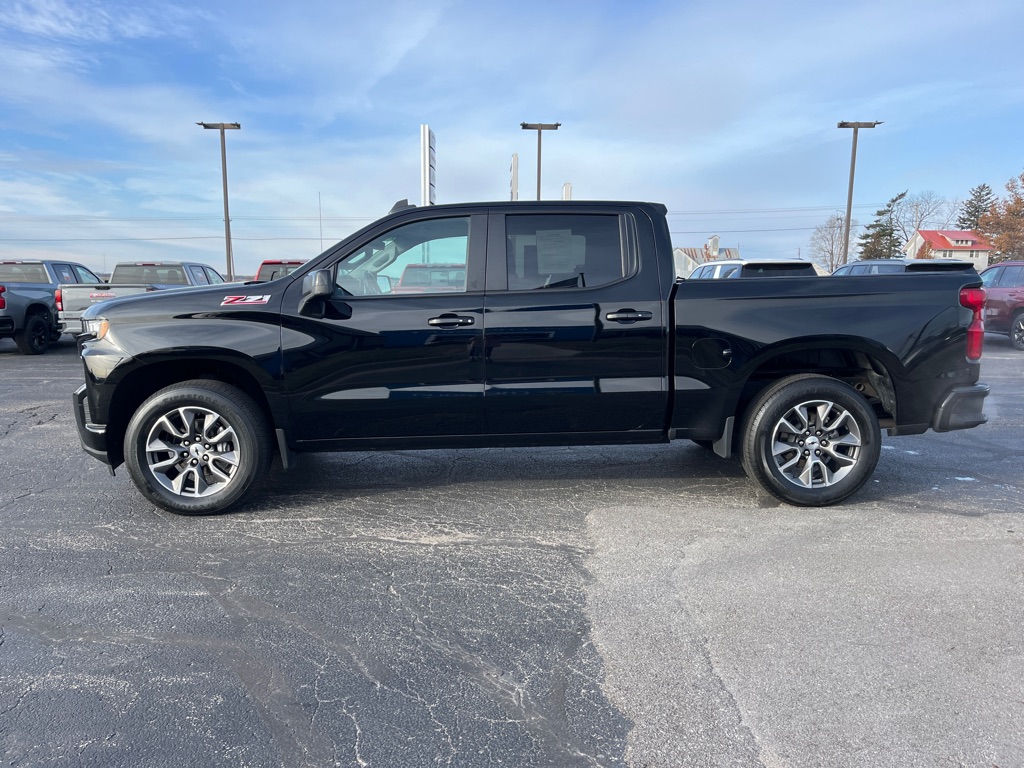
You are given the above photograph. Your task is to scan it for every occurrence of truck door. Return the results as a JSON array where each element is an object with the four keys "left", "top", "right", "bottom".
[
  {"left": 281, "top": 212, "right": 487, "bottom": 444},
  {"left": 481, "top": 208, "right": 667, "bottom": 436}
]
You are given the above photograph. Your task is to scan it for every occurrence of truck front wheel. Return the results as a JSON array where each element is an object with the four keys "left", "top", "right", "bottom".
[
  {"left": 124, "top": 380, "right": 271, "bottom": 515},
  {"left": 740, "top": 375, "right": 880, "bottom": 506}
]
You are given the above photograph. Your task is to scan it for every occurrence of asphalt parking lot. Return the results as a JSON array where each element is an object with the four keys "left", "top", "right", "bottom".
[{"left": 2, "top": 335, "right": 1022, "bottom": 767}]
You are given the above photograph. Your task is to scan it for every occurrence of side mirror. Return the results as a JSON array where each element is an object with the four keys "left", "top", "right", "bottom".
[{"left": 298, "top": 269, "right": 333, "bottom": 318}]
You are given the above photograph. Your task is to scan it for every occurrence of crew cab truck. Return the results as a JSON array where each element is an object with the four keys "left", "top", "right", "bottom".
[
  {"left": 1, "top": 259, "right": 101, "bottom": 354},
  {"left": 72, "top": 201, "right": 989, "bottom": 515},
  {"left": 57, "top": 261, "right": 228, "bottom": 335}
]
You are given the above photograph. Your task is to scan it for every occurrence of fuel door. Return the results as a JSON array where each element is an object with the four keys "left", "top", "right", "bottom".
[{"left": 691, "top": 338, "right": 733, "bottom": 370}]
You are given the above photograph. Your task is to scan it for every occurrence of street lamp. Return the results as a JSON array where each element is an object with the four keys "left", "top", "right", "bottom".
[
  {"left": 197, "top": 121, "right": 241, "bottom": 280},
  {"left": 837, "top": 120, "right": 882, "bottom": 265},
  {"left": 520, "top": 122, "right": 560, "bottom": 201}
]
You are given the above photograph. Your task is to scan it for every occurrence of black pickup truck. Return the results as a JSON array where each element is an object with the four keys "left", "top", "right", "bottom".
[{"left": 72, "top": 200, "right": 989, "bottom": 515}]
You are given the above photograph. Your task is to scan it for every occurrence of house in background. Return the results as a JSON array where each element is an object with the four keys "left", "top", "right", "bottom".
[
  {"left": 673, "top": 235, "right": 741, "bottom": 277},
  {"left": 904, "top": 230, "right": 994, "bottom": 271}
]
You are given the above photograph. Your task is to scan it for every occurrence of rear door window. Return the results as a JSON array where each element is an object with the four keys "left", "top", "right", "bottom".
[
  {"left": 188, "top": 265, "right": 210, "bottom": 285},
  {"left": 504, "top": 214, "right": 627, "bottom": 290},
  {"left": 997, "top": 266, "right": 1023, "bottom": 287},
  {"left": 52, "top": 263, "right": 76, "bottom": 283}
]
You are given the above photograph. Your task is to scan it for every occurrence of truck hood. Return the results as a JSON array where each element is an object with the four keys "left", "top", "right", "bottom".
[{"left": 80, "top": 282, "right": 256, "bottom": 320}]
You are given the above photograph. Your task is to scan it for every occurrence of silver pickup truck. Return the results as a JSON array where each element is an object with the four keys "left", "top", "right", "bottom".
[
  {"left": 1, "top": 259, "right": 102, "bottom": 354},
  {"left": 57, "top": 261, "right": 228, "bottom": 335}
]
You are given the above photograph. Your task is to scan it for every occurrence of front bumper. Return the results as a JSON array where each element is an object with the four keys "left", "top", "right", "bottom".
[
  {"left": 932, "top": 383, "right": 989, "bottom": 432},
  {"left": 73, "top": 384, "right": 111, "bottom": 465}
]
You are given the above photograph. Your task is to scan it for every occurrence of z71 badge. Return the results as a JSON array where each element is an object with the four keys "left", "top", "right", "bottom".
[{"left": 221, "top": 295, "right": 271, "bottom": 306}]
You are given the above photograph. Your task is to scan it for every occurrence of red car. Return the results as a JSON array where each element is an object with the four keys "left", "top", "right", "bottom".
[
  {"left": 980, "top": 260, "right": 1024, "bottom": 350},
  {"left": 253, "top": 260, "right": 306, "bottom": 283}
]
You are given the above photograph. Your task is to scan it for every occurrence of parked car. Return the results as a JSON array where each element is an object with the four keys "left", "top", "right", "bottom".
[
  {"left": 687, "top": 259, "right": 818, "bottom": 279},
  {"left": 253, "top": 260, "right": 306, "bottom": 283},
  {"left": 72, "top": 200, "right": 988, "bottom": 515},
  {"left": 0, "top": 259, "right": 101, "bottom": 354},
  {"left": 57, "top": 261, "right": 228, "bottom": 336},
  {"left": 979, "top": 261, "right": 1024, "bottom": 350},
  {"left": 831, "top": 259, "right": 976, "bottom": 276}
]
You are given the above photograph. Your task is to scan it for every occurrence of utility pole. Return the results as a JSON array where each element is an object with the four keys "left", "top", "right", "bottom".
[
  {"left": 837, "top": 121, "right": 882, "bottom": 265},
  {"left": 520, "top": 122, "right": 560, "bottom": 200},
  {"left": 197, "top": 122, "right": 241, "bottom": 280}
]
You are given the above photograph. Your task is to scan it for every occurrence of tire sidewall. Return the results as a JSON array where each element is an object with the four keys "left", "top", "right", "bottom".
[
  {"left": 17, "top": 314, "right": 51, "bottom": 355},
  {"left": 744, "top": 377, "right": 881, "bottom": 506},
  {"left": 124, "top": 383, "right": 266, "bottom": 515},
  {"left": 1011, "top": 313, "right": 1024, "bottom": 351}
]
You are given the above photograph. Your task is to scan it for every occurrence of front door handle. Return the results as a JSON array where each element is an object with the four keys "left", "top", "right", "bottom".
[
  {"left": 605, "top": 309, "right": 653, "bottom": 323},
  {"left": 428, "top": 314, "right": 475, "bottom": 327}
]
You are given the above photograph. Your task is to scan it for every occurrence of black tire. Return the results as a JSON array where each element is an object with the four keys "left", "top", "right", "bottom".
[
  {"left": 124, "top": 380, "right": 271, "bottom": 515},
  {"left": 14, "top": 313, "right": 51, "bottom": 355},
  {"left": 1011, "top": 312, "right": 1024, "bottom": 351},
  {"left": 740, "top": 374, "right": 881, "bottom": 506}
]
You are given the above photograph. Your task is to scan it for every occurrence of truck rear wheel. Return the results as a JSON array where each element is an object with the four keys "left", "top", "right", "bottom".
[
  {"left": 740, "top": 375, "right": 880, "bottom": 506},
  {"left": 14, "top": 313, "right": 51, "bottom": 355},
  {"left": 124, "top": 380, "right": 271, "bottom": 515}
]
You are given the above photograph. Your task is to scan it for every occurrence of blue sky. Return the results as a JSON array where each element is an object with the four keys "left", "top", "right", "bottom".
[{"left": 2, "top": 0, "right": 1023, "bottom": 276}]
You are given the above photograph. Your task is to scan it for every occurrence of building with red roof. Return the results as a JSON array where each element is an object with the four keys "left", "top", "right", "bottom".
[{"left": 904, "top": 230, "right": 994, "bottom": 270}]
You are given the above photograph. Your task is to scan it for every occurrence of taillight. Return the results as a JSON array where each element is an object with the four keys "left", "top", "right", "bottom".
[
  {"left": 959, "top": 287, "right": 986, "bottom": 361},
  {"left": 0, "top": 285, "right": 6, "bottom": 310},
  {"left": 55, "top": 288, "right": 63, "bottom": 312}
]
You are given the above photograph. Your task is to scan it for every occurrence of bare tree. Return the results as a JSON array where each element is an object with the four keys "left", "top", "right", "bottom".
[
  {"left": 893, "top": 190, "right": 959, "bottom": 245},
  {"left": 809, "top": 213, "right": 855, "bottom": 272}
]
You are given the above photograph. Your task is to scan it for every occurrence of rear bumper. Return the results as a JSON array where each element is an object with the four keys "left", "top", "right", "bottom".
[
  {"left": 0, "top": 317, "right": 14, "bottom": 334},
  {"left": 73, "top": 384, "right": 111, "bottom": 465},
  {"left": 932, "top": 383, "right": 989, "bottom": 432}
]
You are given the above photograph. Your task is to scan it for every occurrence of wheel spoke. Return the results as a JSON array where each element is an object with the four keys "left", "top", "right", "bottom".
[
  {"left": 154, "top": 414, "right": 187, "bottom": 440},
  {"left": 147, "top": 405, "right": 242, "bottom": 498},
  {"left": 770, "top": 397, "right": 864, "bottom": 490}
]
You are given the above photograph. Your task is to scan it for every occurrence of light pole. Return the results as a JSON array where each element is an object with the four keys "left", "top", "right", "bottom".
[
  {"left": 197, "top": 121, "right": 241, "bottom": 280},
  {"left": 520, "top": 122, "right": 560, "bottom": 200},
  {"left": 837, "top": 120, "right": 882, "bottom": 265}
]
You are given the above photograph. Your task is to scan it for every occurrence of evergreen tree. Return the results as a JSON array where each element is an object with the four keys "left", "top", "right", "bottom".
[
  {"left": 957, "top": 183, "right": 996, "bottom": 231},
  {"left": 858, "top": 191, "right": 907, "bottom": 259}
]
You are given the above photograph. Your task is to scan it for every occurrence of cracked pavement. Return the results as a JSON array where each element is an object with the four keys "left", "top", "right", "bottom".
[{"left": 1, "top": 336, "right": 1023, "bottom": 766}]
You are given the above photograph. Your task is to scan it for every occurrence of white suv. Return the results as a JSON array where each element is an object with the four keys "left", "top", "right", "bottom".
[{"left": 687, "top": 259, "right": 818, "bottom": 279}]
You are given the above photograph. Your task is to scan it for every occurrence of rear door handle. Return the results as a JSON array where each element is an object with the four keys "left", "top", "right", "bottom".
[
  {"left": 428, "top": 314, "right": 475, "bottom": 327},
  {"left": 605, "top": 309, "right": 653, "bottom": 323}
]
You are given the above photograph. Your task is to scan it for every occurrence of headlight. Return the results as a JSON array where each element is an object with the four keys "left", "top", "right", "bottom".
[{"left": 81, "top": 316, "right": 110, "bottom": 340}]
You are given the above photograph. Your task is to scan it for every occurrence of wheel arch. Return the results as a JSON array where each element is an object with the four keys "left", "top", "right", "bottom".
[
  {"left": 23, "top": 301, "right": 54, "bottom": 325},
  {"left": 103, "top": 356, "right": 279, "bottom": 467},
  {"left": 731, "top": 339, "right": 903, "bottom": 436}
]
